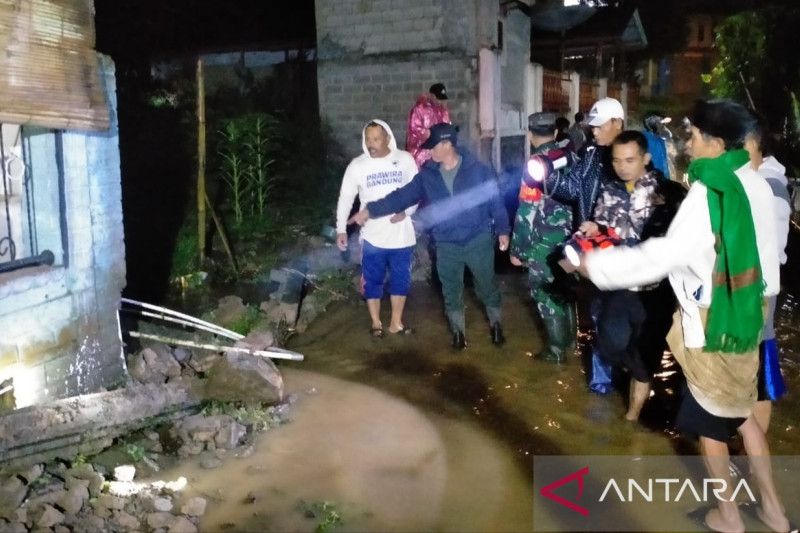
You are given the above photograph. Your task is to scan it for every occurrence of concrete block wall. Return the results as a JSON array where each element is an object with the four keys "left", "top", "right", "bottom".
[
  {"left": 316, "top": 0, "right": 487, "bottom": 156},
  {"left": 318, "top": 56, "right": 477, "bottom": 155},
  {"left": 0, "top": 54, "right": 127, "bottom": 409}
]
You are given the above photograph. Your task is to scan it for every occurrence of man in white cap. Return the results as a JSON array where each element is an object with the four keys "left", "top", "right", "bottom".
[{"left": 534, "top": 97, "right": 625, "bottom": 392}]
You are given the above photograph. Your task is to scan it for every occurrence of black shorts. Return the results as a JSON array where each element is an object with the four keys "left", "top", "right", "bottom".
[{"left": 676, "top": 385, "right": 746, "bottom": 442}]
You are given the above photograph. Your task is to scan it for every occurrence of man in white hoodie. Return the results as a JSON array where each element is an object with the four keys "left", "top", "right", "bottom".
[
  {"left": 336, "top": 120, "right": 418, "bottom": 337},
  {"left": 744, "top": 116, "right": 791, "bottom": 433}
]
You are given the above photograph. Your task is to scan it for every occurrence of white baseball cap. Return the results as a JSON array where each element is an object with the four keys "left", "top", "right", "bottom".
[{"left": 587, "top": 97, "right": 625, "bottom": 127}]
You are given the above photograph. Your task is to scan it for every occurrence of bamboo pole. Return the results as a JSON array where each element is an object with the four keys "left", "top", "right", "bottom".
[
  {"left": 120, "top": 297, "right": 245, "bottom": 340},
  {"left": 205, "top": 192, "right": 238, "bottom": 274},
  {"left": 127, "top": 331, "right": 304, "bottom": 362},
  {"left": 197, "top": 57, "right": 207, "bottom": 263}
]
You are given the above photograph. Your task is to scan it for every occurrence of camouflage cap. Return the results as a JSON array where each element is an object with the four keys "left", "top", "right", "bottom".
[{"left": 528, "top": 112, "right": 557, "bottom": 130}]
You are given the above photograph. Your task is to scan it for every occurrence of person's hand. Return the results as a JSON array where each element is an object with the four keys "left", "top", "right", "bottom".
[
  {"left": 510, "top": 255, "right": 523, "bottom": 266},
  {"left": 348, "top": 208, "right": 370, "bottom": 226},
  {"left": 498, "top": 235, "right": 509, "bottom": 251},
  {"left": 578, "top": 221, "right": 600, "bottom": 238},
  {"left": 576, "top": 261, "right": 590, "bottom": 278},
  {"left": 336, "top": 233, "right": 348, "bottom": 251},
  {"left": 389, "top": 212, "right": 406, "bottom": 223}
]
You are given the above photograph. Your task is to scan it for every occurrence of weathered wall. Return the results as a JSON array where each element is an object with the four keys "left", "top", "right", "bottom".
[
  {"left": 316, "top": 0, "right": 485, "bottom": 156},
  {"left": 0, "top": 55, "right": 127, "bottom": 409}
]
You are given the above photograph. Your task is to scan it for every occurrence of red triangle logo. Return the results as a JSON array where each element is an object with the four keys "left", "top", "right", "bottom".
[{"left": 539, "top": 466, "right": 590, "bottom": 516}]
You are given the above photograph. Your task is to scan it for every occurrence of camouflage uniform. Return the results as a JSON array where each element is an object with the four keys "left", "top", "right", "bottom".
[
  {"left": 511, "top": 140, "right": 577, "bottom": 361},
  {"left": 592, "top": 169, "right": 685, "bottom": 384}
]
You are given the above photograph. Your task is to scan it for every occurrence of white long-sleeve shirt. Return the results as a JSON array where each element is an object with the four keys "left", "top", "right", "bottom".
[
  {"left": 757, "top": 156, "right": 791, "bottom": 265},
  {"left": 335, "top": 119, "right": 418, "bottom": 249},
  {"left": 586, "top": 162, "right": 779, "bottom": 348}
]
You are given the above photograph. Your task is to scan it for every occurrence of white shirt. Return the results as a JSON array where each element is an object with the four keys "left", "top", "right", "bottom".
[
  {"left": 335, "top": 119, "right": 417, "bottom": 249},
  {"left": 586, "top": 162, "right": 779, "bottom": 348}
]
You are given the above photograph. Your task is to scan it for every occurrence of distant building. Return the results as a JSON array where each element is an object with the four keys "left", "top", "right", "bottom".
[
  {"left": 640, "top": 13, "right": 721, "bottom": 99},
  {"left": 531, "top": 5, "right": 648, "bottom": 83}
]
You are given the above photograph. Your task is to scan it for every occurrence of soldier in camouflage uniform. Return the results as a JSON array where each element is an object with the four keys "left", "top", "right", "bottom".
[{"left": 510, "top": 112, "right": 578, "bottom": 363}]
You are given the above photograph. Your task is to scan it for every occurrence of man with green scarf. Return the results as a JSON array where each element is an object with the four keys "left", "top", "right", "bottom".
[{"left": 576, "top": 100, "right": 788, "bottom": 533}]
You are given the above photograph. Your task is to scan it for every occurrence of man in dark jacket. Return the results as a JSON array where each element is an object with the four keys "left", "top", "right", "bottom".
[{"left": 349, "top": 123, "right": 510, "bottom": 350}]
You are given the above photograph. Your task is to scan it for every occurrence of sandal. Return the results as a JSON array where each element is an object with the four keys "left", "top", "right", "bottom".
[
  {"left": 388, "top": 326, "right": 414, "bottom": 335},
  {"left": 370, "top": 327, "right": 385, "bottom": 338}
]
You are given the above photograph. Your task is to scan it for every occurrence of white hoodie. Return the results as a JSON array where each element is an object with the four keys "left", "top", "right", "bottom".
[
  {"left": 335, "top": 119, "right": 418, "bottom": 249},
  {"left": 757, "top": 156, "right": 791, "bottom": 265}
]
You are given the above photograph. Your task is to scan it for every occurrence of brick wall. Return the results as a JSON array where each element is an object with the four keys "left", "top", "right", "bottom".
[
  {"left": 0, "top": 54, "right": 127, "bottom": 409},
  {"left": 316, "top": 0, "right": 486, "bottom": 156},
  {"left": 317, "top": 56, "right": 476, "bottom": 154}
]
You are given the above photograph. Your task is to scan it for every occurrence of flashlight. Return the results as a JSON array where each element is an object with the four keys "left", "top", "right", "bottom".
[
  {"left": 524, "top": 152, "right": 569, "bottom": 188},
  {"left": 562, "top": 229, "right": 622, "bottom": 267}
]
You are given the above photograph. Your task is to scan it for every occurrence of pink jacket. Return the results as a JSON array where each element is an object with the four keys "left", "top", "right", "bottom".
[{"left": 406, "top": 93, "right": 451, "bottom": 168}]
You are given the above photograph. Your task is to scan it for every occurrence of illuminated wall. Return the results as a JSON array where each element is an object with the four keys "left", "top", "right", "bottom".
[{"left": 0, "top": 55, "right": 127, "bottom": 410}]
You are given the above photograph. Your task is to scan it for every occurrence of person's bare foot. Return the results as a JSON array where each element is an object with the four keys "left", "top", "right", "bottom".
[
  {"left": 704, "top": 506, "right": 744, "bottom": 533},
  {"left": 756, "top": 505, "right": 790, "bottom": 533}
]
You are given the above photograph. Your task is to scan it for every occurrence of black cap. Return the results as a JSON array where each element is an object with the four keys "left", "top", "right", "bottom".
[
  {"left": 528, "top": 112, "right": 557, "bottom": 130},
  {"left": 429, "top": 82, "right": 448, "bottom": 100},
  {"left": 420, "top": 122, "right": 457, "bottom": 149}
]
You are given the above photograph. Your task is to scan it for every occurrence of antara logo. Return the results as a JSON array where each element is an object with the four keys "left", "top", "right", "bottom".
[
  {"left": 539, "top": 466, "right": 590, "bottom": 516},
  {"left": 538, "top": 468, "right": 758, "bottom": 517},
  {"left": 599, "top": 477, "right": 756, "bottom": 503}
]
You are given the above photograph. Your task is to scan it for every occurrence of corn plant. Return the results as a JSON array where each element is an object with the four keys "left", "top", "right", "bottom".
[
  {"left": 244, "top": 114, "right": 279, "bottom": 218},
  {"left": 216, "top": 113, "right": 280, "bottom": 226},
  {"left": 218, "top": 120, "right": 249, "bottom": 225}
]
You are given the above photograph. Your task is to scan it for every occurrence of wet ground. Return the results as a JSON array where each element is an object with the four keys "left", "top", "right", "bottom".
[{"left": 155, "top": 231, "right": 800, "bottom": 531}]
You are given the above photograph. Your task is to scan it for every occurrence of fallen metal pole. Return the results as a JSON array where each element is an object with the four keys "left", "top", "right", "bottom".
[
  {"left": 121, "top": 297, "right": 244, "bottom": 340},
  {"left": 121, "top": 308, "right": 242, "bottom": 341},
  {"left": 127, "top": 331, "right": 304, "bottom": 362}
]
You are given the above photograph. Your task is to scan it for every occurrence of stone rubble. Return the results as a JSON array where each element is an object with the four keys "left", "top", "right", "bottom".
[{"left": 0, "top": 400, "right": 293, "bottom": 532}]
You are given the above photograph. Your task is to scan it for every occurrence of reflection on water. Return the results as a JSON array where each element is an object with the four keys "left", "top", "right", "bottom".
[
  {"left": 158, "top": 261, "right": 800, "bottom": 530},
  {"left": 159, "top": 369, "right": 532, "bottom": 532}
]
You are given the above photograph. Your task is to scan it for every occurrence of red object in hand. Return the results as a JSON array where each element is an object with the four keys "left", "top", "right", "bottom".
[{"left": 563, "top": 227, "right": 621, "bottom": 267}]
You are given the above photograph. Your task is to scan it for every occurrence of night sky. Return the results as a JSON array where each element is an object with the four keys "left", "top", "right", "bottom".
[{"left": 94, "top": 0, "right": 316, "bottom": 63}]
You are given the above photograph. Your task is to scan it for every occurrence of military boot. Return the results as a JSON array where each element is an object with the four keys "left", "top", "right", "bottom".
[{"left": 535, "top": 312, "right": 568, "bottom": 363}]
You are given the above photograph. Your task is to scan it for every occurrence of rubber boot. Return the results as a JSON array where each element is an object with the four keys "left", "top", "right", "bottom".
[
  {"left": 562, "top": 302, "right": 578, "bottom": 356},
  {"left": 536, "top": 312, "right": 568, "bottom": 363}
]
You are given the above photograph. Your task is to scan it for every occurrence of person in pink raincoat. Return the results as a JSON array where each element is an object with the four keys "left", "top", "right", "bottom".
[{"left": 406, "top": 83, "right": 451, "bottom": 168}]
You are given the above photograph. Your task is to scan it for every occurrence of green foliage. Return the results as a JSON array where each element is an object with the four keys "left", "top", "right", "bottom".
[
  {"left": 72, "top": 453, "right": 88, "bottom": 466},
  {"left": 200, "top": 400, "right": 281, "bottom": 432},
  {"left": 227, "top": 304, "right": 262, "bottom": 336},
  {"left": 705, "top": 6, "right": 800, "bottom": 173},
  {"left": 124, "top": 442, "right": 147, "bottom": 463},
  {"left": 170, "top": 223, "right": 199, "bottom": 278},
  {"left": 705, "top": 11, "right": 765, "bottom": 103},
  {"left": 296, "top": 500, "right": 344, "bottom": 533},
  {"left": 216, "top": 113, "right": 280, "bottom": 226},
  {"left": 308, "top": 269, "right": 358, "bottom": 308}
]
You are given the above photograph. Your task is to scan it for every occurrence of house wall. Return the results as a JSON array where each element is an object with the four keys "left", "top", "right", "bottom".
[
  {"left": 316, "top": 0, "right": 490, "bottom": 157},
  {"left": 0, "top": 55, "right": 127, "bottom": 409}
]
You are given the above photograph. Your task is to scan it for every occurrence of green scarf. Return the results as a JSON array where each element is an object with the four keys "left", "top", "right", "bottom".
[{"left": 688, "top": 149, "right": 764, "bottom": 353}]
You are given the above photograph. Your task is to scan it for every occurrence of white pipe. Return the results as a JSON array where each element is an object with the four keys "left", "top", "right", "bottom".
[
  {"left": 121, "top": 297, "right": 244, "bottom": 340},
  {"left": 127, "top": 331, "right": 304, "bottom": 362}
]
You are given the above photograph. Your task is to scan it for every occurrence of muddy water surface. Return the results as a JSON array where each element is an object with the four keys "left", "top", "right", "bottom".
[{"left": 162, "top": 254, "right": 800, "bottom": 531}]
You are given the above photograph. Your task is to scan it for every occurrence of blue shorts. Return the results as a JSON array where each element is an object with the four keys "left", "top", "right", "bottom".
[{"left": 360, "top": 241, "right": 414, "bottom": 299}]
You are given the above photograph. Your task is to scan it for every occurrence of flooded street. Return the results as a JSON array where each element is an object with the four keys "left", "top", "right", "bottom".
[
  {"left": 158, "top": 369, "right": 532, "bottom": 532},
  {"left": 157, "top": 235, "right": 800, "bottom": 531}
]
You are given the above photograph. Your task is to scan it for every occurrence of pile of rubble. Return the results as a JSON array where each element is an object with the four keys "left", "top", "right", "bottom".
[
  {"left": 0, "top": 458, "right": 206, "bottom": 532},
  {"left": 0, "top": 401, "right": 290, "bottom": 532}
]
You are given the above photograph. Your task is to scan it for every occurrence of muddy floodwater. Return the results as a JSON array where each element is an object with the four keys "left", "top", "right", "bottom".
[{"left": 157, "top": 259, "right": 800, "bottom": 531}]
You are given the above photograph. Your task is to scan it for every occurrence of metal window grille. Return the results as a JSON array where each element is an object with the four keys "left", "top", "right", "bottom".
[{"left": 0, "top": 123, "right": 63, "bottom": 274}]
